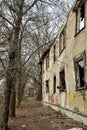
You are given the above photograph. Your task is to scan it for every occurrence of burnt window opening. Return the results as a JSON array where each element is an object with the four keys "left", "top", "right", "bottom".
[
  {"left": 59, "top": 29, "right": 65, "bottom": 54},
  {"left": 46, "top": 80, "right": 49, "bottom": 93},
  {"left": 53, "top": 76, "right": 56, "bottom": 93},
  {"left": 59, "top": 69, "right": 66, "bottom": 90},
  {"left": 54, "top": 45, "right": 56, "bottom": 62},
  {"left": 76, "top": 2, "right": 85, "bottom": 33},
  {"left": 75, "top": 59, "right": 85, "bottom": 89},
  {"left": 46, "top": 53, "right": 49, "bottom": 70}
]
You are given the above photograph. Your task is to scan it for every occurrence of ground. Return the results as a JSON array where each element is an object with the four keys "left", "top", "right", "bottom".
[{"left": 8, "top": 99, "right": 87, "bottom": 130}]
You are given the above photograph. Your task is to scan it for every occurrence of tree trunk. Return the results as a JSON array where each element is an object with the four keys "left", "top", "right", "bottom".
[
  {"left": 17, "top": 63, "right": 27, "bottom": 106},
  {"left": 17, "top": 76, "right": 22, "bottom": 106},
  {"left": 1, "top": 67, "right": 14, "bottom": 130},
  {"left": 9, "top": 0, "right": 24, "bottom": 117},
  {"left": 10, "top": 87, "right": 16, "bottom": 117},
  {"left": 17, "top": 79, "right": 25, "bottom": 106}
]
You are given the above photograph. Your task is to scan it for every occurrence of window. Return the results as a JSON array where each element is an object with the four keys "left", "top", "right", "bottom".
[
  {"left": 76, "top": 1, "right": 85, "bottom": 33},
  {"left": 54, "top": 45, "right": 56, "bottom": 62},
  {"left": 42, "top": 61, "right": 44, "bottom": 73},
  {"left": 74, "top": 54, "right": 85, "bottom": 90},
  {"left": 53, "top": 76, "right": 56, "bottom": 93},
  {"left": 46, "top": 80, "right": 49, "bottom": 93},
  {"left": 59, "top": 29, "right": 65, "bottom": 54},
  {"left": 46, "top": 53, "right": 49, "bottom": 70},
  {"left": 59, "top": 69, "right": 66, "bottom": 91}
]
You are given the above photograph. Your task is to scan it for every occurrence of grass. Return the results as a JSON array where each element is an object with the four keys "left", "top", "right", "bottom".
[{"left": 22, "top": 96, "right": 29, "bottom": 103}]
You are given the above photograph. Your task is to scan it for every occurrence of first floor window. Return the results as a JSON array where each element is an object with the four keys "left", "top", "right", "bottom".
[
  {"left": 46, "top": 80, "right": 49, "bottom": 93},
  {"left": 59, "top": 69, "right": 66, "bottom": 90},
  {"left": 74, "top": 55, "right": 85, "bottom": 89},
  {"left": 53, "top": 76, "right": 56, "bottom": 93}
]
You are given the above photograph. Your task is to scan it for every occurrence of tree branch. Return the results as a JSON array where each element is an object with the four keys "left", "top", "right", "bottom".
[
  {"left": 0, "top": 14, "right": 13, "bottom": 27},
  {"left": 22, "top": 34, "right": 58, "bottom": 66},
  {"left": 0, "top": 57, "right": 6, "bottom": 70},
  {"left": 23, "top": 0, "right": 38, "bottom": 15},
  {"left": 2, "top": 0, "right": 16, "bottom": 13}
]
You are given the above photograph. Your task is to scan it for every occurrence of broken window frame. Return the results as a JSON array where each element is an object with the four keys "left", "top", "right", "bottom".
[
  {"left": 53, "top": 75, "right": 56, "bottom": 94},
  {"left": 74, "top": 52, "right": 86, "bottom": 90},
  {"left": 46, "top": 80, "right": 49, "bottom": 93},
  {"left": 59, "top": 68, "right": 66, "bottom": 91},
  {"left": 75, "top": 0, "right": 85, "bottom": 34},
  {"left": 59, "top": 28, "right": 66, "bottom": 55}
]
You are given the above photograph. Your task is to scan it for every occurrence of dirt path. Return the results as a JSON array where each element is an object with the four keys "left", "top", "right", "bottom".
[{"left": 8, "top": 99, "right": 87, "bottom": 130}]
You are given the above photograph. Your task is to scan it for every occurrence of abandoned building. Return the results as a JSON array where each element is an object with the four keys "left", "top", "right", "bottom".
[{"left": 40, "top": 0, "right": 87, "bottom": 125}]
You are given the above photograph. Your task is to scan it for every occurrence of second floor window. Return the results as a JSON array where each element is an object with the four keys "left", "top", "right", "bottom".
[
  {"left": 76, "top": 1, "right": 85, "bottom": 33},
  {"left": 46, "top": 53, "right": 49, "bottom": 70},
  {"left": 59, "top": 29, "right": 65, "bottom": 54},
  {"left": 54, "top": 45, "right": 56, "bottom": 62}
]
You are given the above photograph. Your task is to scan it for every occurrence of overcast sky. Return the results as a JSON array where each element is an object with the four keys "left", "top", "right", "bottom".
[{"left": 66, "top": 0, "right": 75, "bottom": 6}]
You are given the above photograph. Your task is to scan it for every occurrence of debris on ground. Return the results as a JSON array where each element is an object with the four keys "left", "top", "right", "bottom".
[{"left": 7, "top": 99, "right": 87, "bottom": 130}]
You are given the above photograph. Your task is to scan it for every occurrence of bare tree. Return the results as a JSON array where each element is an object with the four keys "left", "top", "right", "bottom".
[
  {"left": 0, "top": 0, "right": 39, "bottom": 129},
  {"left": 21, "top": 0, "right": 69, "bottom": 101}
]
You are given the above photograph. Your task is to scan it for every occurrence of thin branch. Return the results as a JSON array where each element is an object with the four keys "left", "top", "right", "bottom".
[
  {"left": 22, "top": 34, "right": 58, "bottom": 66},
  {"left": 23, "top": 0, "right": 38, "bottom": 15},
  {"left": 2, "top": 0, "right": 16, "bottom": 13},
  {"left": 0, "top": 14, "right": 13, "bottom": 27},
  {"left": 0, "top": 57, "right": 6, "bottom": 70}
]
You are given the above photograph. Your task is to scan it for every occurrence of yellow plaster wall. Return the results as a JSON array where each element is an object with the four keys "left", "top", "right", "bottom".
[
  {"left": 65, "top": 1, "right": 87, "bottom": 114},
  {"left": 42, "top": 1, "right": 87, "bottom": 116}
]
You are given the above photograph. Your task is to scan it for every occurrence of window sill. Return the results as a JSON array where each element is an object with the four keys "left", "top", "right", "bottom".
[
  {"left": 75, "top": 86, "right": 86, "bottom": 91},
  {"left": 75, "top": 26, "right": 85, "bottom": 37},
  {"left": 59, "top": 89, "right": 66, "bottom": 92},
  {"left": 57, "top": 86, "right": 66, "bottom": 92}
]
